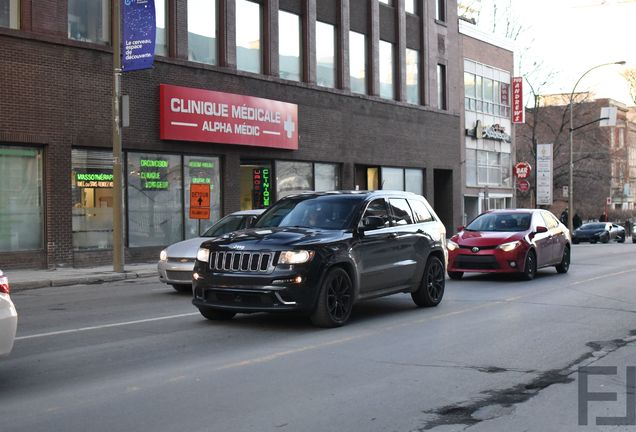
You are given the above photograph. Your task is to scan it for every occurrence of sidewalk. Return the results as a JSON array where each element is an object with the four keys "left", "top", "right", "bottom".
[{"left": 5, "top": 263, "right": 158, "bottom": 291}]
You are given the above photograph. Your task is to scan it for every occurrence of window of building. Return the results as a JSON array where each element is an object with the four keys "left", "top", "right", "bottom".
[
  {"left": 464, "top": 62, "right": 511, "bottom": 118},
  {"left": 315, "top": 163, "right": 340, "bottom": 191},
  {"left": 405, "top": 0, "right": 416, "bottom": 14},
  {"left": 0, "top": 145, "right": 43, "bottom": 252},
  {"left": 349, "top": 31, "right": 367, "bottom": 95},
  {"left": 379, "top": 40, "right": 394, "bottom": 100},
  {"left": 378, "top": 0, "right": 393, "bottom": 5},
  {"left": 127, "top": 153, "right": 183, "bottom": 247},
  {"left": 184, "top": 156, "right": 221, "bottom": 239},
  {"left": 279, "top": 10, "right": 301, "bottom": 82},
  {"left": 436, "top": 0, "right": 446, "bottom": 21},
  {"left": 155, "top": 0, "right": 167, "bottom": 56},
  {"left": 316, "top": 21, "right": 336, "bottom": 88},
  {"left": 405, "top": 168, "right": 423, "bottom": 195},
  {"left": 188, "top": 0, "right": 216, "bottom": 64},
  {"left": 437, "top": 63, "right": 447, "bottom": 110},
  {"left": 468, "top": 150, "right": 512, "bottom": 186},
  {"left": 276, "top": 161, "right": 340, "bottom": 198},
  {"left": 68, "top": 0, "right": 110, "bottom": 44},
  {"left": 406, "top": 48, "right": 419, "bottom": 104},
  {"left": 236, "top": 0, "right": 262, "bottom": 73},
  {"left": 0, "top": 0, "right": 19, "bottom": 29},
  {"left": 71, "top": 149, "right": 114, "bottom": 250},
  {"left": 381, "top": 167, "right": 403, "bottom": 190}
]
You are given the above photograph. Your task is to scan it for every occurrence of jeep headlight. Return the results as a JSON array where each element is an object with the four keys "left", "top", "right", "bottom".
[
  {"left": 196, "top": 248, "right": 210, "bottom": 263},
  {"left": 159, "top": 249, "right": 168, "bottom": 261},
  {"left": 497, "top": 241, "right": 521, "bottom": 252},
  {"left": 278, "top": 250, "right": 315, "bottom": 265}
]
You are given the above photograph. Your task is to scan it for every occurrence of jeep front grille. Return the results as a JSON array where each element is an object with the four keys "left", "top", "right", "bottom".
[{"left": 209, "top": 251, "right": 276, "bottom": 273}]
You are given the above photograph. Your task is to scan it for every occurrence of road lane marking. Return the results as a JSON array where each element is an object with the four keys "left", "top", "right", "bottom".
[{"left": 15, "top": 312, "right": 199, "bottom": 340}]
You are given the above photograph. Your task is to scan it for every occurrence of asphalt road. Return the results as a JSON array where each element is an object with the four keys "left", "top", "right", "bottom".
[{"left": 2, "top": 242, "right": 636, "bottom": 432}]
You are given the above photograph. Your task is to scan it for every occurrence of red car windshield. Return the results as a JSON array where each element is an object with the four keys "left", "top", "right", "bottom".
[{"left": 466, "top": 213, "right": 532, "bottom": 232}]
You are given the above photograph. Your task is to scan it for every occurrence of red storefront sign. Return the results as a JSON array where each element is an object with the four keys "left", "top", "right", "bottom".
[
  {"left": 512, "top": 77, "right": 524, "bottom": 124},
  {"left": 160, "top": 84, "right": 298, "bottom": 150},
  {"left": 514, "top": 161, "right": 532, "bottom": 179},
  {"left": 517, "top": 180, "right": 530, "bottom": 192}
]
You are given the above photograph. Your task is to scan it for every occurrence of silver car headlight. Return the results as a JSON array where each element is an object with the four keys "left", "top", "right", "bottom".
[
  {"left": 278, "top": 250, "right": 315, "bottom": 265},
  {"left": 196, "top": 248, "right": 210, "bottom": 263},
  {"left": 447, "top": 240, "right": 459, "bottom": 251},
  {"left": 497, "top": 241, "right": 521, "bottom": 252},
  {"left": 159, "top": 249, "right": 168, "bottom": 261}
]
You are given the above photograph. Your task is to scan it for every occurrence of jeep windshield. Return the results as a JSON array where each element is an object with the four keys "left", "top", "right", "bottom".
[{"left": 254, "top": 195, "right": 364, "bottom": 230}]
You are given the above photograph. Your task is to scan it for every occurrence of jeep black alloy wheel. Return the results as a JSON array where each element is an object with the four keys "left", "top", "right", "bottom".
[
  {"left": 412, "top": 256, "right": 445, "bottom": 307},
  {"left": 311, "top": 267, "right": 353, "bottom": 327}
]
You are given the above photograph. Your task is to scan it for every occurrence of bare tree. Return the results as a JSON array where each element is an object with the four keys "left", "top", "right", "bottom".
[{"left": 622, "top": 68, "right": 636, "bottom": 105}]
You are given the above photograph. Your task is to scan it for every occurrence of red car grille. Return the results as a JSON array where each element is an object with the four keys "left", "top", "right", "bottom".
[{"left": 455, "top": 255, "right": 500, "bottom": 270}]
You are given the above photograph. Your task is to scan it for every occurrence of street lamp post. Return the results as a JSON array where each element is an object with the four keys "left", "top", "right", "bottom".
[{"left": 567, "top": 61, "right": 625, "bottom": 232}]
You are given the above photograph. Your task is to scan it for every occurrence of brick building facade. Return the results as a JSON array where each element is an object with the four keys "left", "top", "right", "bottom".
[{"left": 0, "top": 0, "right": 464, "bottom": 270}]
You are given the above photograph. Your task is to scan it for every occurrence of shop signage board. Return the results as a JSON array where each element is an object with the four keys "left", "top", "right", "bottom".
[
  {"left": 514, "top": 162, "right": 531, "bottom": 179},
  {"left": 517, "top": 180, "right": 530, "bottom": 192},
  {"left": 189, "top": 183, "right": 211, "bottom": 220},
  {"left": 139, "top": 158, "right": 169, "bottom": 190},
  {"left": 160, "top": 84, "right": 299, "bottom": 150},
  {"left": 252, "top": 168, "right": 272, "bottom": 209},
  {"left": 536, "top": 143, "right": 553, "bottom": 205},
  {"left": 75, "top": 169, "right": 114, "bottom": 188},
  {"left": 512, "top": 77, "right": 524, "bottom": 124},
  {"left": 121, "top": 0, "right": 156, "bottom": 72}
]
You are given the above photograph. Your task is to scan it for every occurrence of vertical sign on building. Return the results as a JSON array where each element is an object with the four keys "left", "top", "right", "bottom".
[
  {"left": 536, "top": 143, "right": 553, "bottom": 206},
  {"left": 512, "top": 77, "right": 524, "bottom": 124},
  {"left": 121, "top": 0, "right": 156, "bottom": 72},
  {"left": 252, "top": 168, "right": 271, "bottom": 209}
]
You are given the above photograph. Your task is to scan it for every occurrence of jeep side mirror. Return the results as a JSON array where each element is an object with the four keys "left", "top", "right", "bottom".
[{"left": 361, "top": 216, "right": 385, "bottom": 231}]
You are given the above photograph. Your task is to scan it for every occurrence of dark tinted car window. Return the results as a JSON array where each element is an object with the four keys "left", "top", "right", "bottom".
[
  {"left": 254, "top": 195, "right": 363, "bottom": 230},
  {"left": 409, "top": 199, "right": 433, "bottom": 223},
  {"left": 389, "top": 198, "right": 414, "bottom": 225},
  {"left": 580, "top": 223, "right": 607, "bottom": 230},
  {"left": 203, "top": 216, "right": 244, "bottom": 237},
  {"left": 360, "top": 199, "right": 391, "bottom": 228},
  {"left": 466, "top": 212, "right": 531, "bottom": 232}
]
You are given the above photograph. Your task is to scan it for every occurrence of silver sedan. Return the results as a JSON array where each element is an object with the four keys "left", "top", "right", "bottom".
[{"left": 158, "top": 209, "right": 265, "bottom": 292}]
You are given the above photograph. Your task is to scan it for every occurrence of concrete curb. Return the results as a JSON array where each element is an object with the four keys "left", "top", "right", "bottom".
[{"left": 11, "top": 271, "right": 157, "bottom": 291}]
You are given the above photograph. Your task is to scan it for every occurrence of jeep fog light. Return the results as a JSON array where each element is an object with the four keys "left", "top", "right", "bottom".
[{"left": 278, "top": 250, "right": 315, "bottom": 264}]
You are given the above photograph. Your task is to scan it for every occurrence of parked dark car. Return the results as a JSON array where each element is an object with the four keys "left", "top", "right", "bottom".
[
  {"left": 572, "top": 222, "right": 625, "bottom": 244},
  {"left": 447, "top": 209, "right": 571, "bottom": 281},
  {"left": 192, "top": 191, "right": 448, "bottom": 327}
]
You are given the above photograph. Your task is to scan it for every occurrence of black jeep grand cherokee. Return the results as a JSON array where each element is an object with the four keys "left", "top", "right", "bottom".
[{"left": 192, "top": 191, "right": 447, "bottom": 327}]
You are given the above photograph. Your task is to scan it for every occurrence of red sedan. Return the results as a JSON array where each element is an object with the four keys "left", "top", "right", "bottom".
[{"left": 447, "top": 209, "right": 571, "bottom": 280}]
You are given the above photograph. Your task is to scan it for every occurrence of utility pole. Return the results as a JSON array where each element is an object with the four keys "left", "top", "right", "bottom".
[{"left": 112, "top": 0, "right": 125, "bottom": 272}]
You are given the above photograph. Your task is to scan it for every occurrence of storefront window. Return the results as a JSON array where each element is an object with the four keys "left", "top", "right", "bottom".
[
  {"left": 316, "top": 21, "right": 335, "bottom": 88},
  {"left": 315, "top": 163, "right": 340, "bottom": 191},
  {"left": 405, "top": 169, "right": 423, "bottom": 195},
  {"left": 349, "top": 31, "right": 366, "bottom": 95},
  {"left": 184, "top": 156, "right": 221, "bottom": 238},
  {"left": 188, "top": 0, "right": 217, "bottom": 64},
  {"left": 127, "top": 153, "right": 182, "bottom": 247},
  {"left": 71, "top": 149, "right": 114, "bottom": 250},
  {"left": 0, "top": 0, "right": 19, "bottom": 29},
  {"left": 406, "top": 48, "right": 419, "bottom": 104},
  {"left": 381, "top": 167, "right": 404, "bottom": 190},
  {"left": 276, "top": 161, "right": 313, "bottom": 198},
  {"left": 155, "top": 0, "right": 167, "bottom": 56},
  {"left": 279, "top": 10, "right": 301, "bottom": 82},
  {"left": 379, "top": 40, "right": 394, "bottom": 100},
  {"left": 0, "top": 145, "right": 43, "bottom": 251},
  {"left": 68, "top": 0, "right": 110, "bottom": 44},
  {"left": 236, "top": 0, "right": 261, "bottom": 73}
]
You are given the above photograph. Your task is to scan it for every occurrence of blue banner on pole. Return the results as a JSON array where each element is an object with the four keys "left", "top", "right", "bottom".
[{"left": 121, "top": 0, "right": 156, "bottom": 72}]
